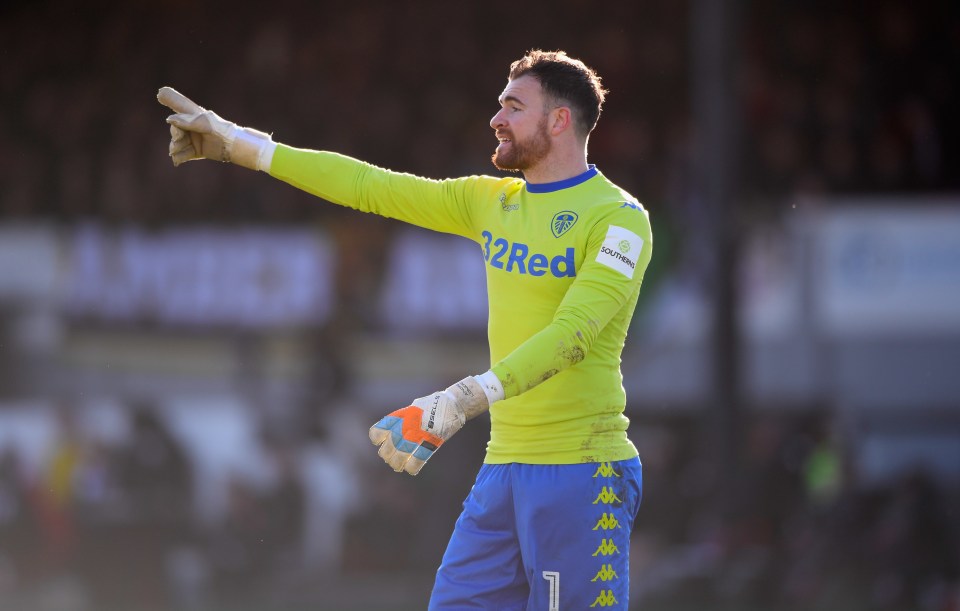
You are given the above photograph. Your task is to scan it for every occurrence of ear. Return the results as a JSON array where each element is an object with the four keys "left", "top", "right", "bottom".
[{"left": 549, "top": 106, "right": 573, "bottom": 136}]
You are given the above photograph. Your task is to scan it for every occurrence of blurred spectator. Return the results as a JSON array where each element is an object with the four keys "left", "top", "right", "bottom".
[
  {"left": 205, "top": 475, "right": 273, "bottom": 602},
  {"left": 203, "top": 436, "right": 307, "bottom": 605},
  {"left": 36, "top": 407, "right": 83, "bottom": 577},
  {"left": 859, "top": 471, "right": 960, "bottom": 609},
  {"left": 258, "top": 443, "right": 306, "bottom": 573},
  {"left": 116, "top": 405, "right": 192, "bottom": 522},
  {"left": 74, "top": 403, "right": 194, "bottom": 609},
  {"left": 0, "top": 448, "right": 38, "bottom": 592}
]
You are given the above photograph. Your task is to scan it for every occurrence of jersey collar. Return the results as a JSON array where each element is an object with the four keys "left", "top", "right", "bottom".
[{"left": 525, "top": 165, "right": 598, "bottom": 194}]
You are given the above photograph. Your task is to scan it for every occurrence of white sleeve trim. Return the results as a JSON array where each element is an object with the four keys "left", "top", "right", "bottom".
[
  {"left": 258, "top": 140, "right": 278, "bottom": 172},
  {"left": 474, "top": 370, "right": 505, "bottom": 405}
]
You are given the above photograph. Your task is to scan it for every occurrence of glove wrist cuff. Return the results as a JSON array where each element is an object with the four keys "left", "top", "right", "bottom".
[
  {"left": 474, "top": 370, "right": 505, "bottom": 406},
  {"left": 447, "top": 376, "right": 489, "bottom": 421},
  {"left": 227, "top": 126, "right": 275, "bottom": 171}
]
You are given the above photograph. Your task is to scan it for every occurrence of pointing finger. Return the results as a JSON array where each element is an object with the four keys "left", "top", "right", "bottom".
[{"left": 157, "top": 86, "right": 203, "bottom": 114}]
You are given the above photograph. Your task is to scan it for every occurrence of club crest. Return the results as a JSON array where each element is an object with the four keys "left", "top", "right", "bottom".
[{"left": 551, "top": 211, "right": 578, "bottom": 238}]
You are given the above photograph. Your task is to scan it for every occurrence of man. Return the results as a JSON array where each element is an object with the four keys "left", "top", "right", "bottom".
[{"left": 159, "top": 49, "right": 651, "bottom": 610}]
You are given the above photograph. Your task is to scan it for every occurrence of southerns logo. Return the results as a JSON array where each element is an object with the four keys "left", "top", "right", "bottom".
[
  {"left": 551, "top": 211, "right": 578, "bottom": 237},
  {"left": 596, "top": 225, "right": 643, "bottom": 279},
  {"left": 481, "top": 230, "right": 575, "bottom": 278}
]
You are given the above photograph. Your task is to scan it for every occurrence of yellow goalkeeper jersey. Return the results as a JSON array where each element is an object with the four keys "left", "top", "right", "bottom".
[{"left": 271, "top": 146, "right": 652, "bottom": 464}]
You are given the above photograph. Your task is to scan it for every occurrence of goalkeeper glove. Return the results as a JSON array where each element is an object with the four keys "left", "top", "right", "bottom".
[
  {"left": 369, "top": 374, "right": 501, "bottom": 475},
  {"left": 157, "top": 86, "right": 275, "bottom": 171}
]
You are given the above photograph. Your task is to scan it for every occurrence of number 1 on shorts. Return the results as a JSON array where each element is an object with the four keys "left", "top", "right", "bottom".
[{"left": 542, "top": 570, "right": 560, "bottom": 611}]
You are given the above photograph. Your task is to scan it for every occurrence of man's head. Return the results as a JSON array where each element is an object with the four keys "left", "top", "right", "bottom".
[
  {"left": 507, "top": 50, "right": 607, "bottom": 139},
  {"left": 490, "top": 50, "right": 607, "bottom": 174}
]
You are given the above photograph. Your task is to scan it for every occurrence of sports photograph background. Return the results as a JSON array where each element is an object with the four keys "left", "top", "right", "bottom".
[{"left": 1, "top": 1, "right": 958, "bottom": 610}]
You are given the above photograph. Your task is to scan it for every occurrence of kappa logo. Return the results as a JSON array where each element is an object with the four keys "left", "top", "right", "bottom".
[
  {"left": 592, "top": 539, "right": 620, "bottom": 557},
  {"left": 551, "top": 211, "right": 578, "bottom": 238},
  {"left": 592, "top": 487, "right": 623, "bottom": 505},
  {"left": 592, "top": 462, "right": 621, "bottom": 478},
  {"left": 592, "top": 513, "right": 622, "bottom": 531},
  {"left": 590, "top": 590, "right": 619, "bottom": 607},
  {"left": 620, "top": 201, "right": 643, "bottom": 212},
  {"left": 591, "top": 565, "right": 619, "bottom": 582}
]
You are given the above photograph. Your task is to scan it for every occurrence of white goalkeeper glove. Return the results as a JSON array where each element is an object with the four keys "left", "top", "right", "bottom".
[
  {"left": 157, "top": 86, "right": 276, "bottom": 171},
  {"left": 369, "top": 373, "right": 503, "bottom": 475}
]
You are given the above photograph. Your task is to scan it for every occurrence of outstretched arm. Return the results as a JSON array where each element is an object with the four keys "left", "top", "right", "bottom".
[{"left": 157, "top": 87, "right": 486, "bottom": 239}]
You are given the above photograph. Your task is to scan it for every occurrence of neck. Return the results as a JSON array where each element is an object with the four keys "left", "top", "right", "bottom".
[{"left": 522, "top": 143, "right": 590, "bottom": 185}]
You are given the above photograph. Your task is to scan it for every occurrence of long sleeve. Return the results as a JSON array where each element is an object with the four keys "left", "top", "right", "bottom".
[
  {"left": 490, "top": 206, "right": 652, "bottom": 398},
  {"left": 269, "top": 144, "right": 493, "bottom": 240}
]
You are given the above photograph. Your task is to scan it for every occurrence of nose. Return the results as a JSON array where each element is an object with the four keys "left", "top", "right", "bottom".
[{"left": 490, "top": 108, "right": 506, "bottom": 130}]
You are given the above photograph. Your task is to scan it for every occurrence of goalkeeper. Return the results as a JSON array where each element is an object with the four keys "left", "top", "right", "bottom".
[{"left": 159, "top": 49, "right": 651, "bottom": 610}]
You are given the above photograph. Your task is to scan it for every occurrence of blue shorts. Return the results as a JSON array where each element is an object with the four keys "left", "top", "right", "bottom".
[{"left": 429, "top": 458, "right": 642, "bottom": 610}]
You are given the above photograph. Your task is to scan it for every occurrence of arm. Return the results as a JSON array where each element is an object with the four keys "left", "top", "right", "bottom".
[
  {"left": 493, "top": 213, "right": 653, "bottom": 397},
  {"left": 268, "top": 145, "right": 481, "bottom": 238},
  {"left": 157, "top": 87, "right": 481, "bottom": 238},
  {"left": 370, "top": 209, "right": 651, "bottom": 475}
]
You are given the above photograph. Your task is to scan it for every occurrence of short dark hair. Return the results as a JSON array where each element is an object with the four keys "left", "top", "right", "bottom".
[{"left": 508, "top": 49, "right": 607, "bottom": 138}]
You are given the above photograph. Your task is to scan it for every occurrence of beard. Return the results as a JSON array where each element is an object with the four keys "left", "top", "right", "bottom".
[{"left": 491, "top": 116, "right": 552, "bottom": 172}]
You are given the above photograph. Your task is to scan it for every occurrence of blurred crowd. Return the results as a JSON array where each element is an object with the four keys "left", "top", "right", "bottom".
[
  {"left": 0, "top": 406, "right": 201, "bottom": 608},
  {"left": 1, "top": 0, "right": 960, "bottom": 609},
  {"left": 0, "top": 0, "right": 957, "bottom": 228},
  {"left": 740, "top": 1, "right": 959, "bottom": 203},
  {"left": 0, "top": 403, "right": 957, "bottom": 610},
  {"left": 633, "top": 416, "right": 960, "bottom": 611},
  {"left": 0, "top": 400, "right": 368, "bottom": 610}
]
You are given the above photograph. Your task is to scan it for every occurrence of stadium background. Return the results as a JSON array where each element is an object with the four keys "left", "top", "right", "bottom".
[{"left": 1, "top": 0, "right": 958, "bottom": 609}]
